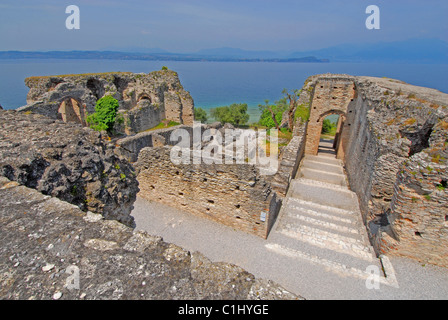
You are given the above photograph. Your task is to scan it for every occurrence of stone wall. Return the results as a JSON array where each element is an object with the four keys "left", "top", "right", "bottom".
[
  {"left": 136, "top": 146, "right": 281, "bottom": 238},
  {"left": 116, "top": 125, "right": 192, "bottom": 162},
  {"left": 271, "top": 122, "right": 307, "bottom": 197},
  {"left": 301, "top": 74, "right": 448, "bottom": 267},
  {"left": 305, "top": 75, "right": 356, "bottom": 158},
  {"left": 19, "top": 70, "right": 194, "bottom": 134}
]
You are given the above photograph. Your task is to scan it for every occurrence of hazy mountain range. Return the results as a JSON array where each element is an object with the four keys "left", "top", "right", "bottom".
[{"left": 1, "top": 38, "right": 446, "bottom": 63}]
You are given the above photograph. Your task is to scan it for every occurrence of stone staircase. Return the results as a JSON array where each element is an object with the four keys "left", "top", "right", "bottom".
[{"left": 266, "top": 140, "right": 398, "bottom": 287}]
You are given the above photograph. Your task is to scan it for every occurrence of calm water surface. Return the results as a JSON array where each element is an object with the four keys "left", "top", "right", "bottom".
[{"left": 1, "top": 59, "right": 447, "bottom": 122}]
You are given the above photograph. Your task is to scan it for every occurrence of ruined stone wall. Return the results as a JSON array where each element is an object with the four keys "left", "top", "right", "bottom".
[
  {"left": 136, "top": 146, "right": 281, "bottom": 238},
  {"left": 305, "top": 75, "right": 356, "bottom": 158},
  {"left": 311, "top": 75, "right": 448, "bottom": 267},
  {"left": 0, "top": 110, "right": 139, "bottom": 227},
  {"left": 271, "top": 122, "right": 307, "bottom": 197},
  {"left": 19, "top": 70, "right": 194, "bottom": 134},
  {"left": 116, "top": 125, "right": 191, "bottom": 162}
]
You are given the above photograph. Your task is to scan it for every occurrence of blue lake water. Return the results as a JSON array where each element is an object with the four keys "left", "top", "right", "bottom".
[{"left": 1, "top": 59, "right": 447, "bottom": 123}]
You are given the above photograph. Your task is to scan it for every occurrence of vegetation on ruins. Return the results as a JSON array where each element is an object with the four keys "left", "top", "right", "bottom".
[
  {"left": 282, "top": 88, "right": 302, "bottom": 131},
  {"left": 86, "top": 95, "right": 123, "bottom": 133},
  {"left": 146, "top": 120, "right": 181, "bottom": 131},
  {"left": 321, "top": 118, "right": 337, "bottom": 136},
  {"left": 258, "top": 90, "right": 310, "bottom": 130},
  {"left": 210, "top": 103, "right": 250, "bottom": 126},
  {"left": 258, "top": 99, "right": 287, "bottom": 130},
  {"left": 194, "top": 107, "right": 208, "bottom": 123}
]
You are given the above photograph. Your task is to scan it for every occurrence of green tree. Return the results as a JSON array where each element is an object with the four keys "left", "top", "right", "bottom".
[
  {"left": 86, "top": 96, "right": 122, "bottom": 133},
  {"left": 321, "top": 118, "right": 336, "bottom": 135},
  {"left": 258, "top": 99, "right": 287, "bottom": 129},
  {"left": 194, "top": 107, "right": 208, "bottom": 123},
  {"left": 210, "top": 103, "right": 249, "bottom": 126},
  {"left": 282, "top": 88, "right": 302, "bottom": 132}
]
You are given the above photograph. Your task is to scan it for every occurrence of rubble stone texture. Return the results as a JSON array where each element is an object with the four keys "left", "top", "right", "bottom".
[
  {"left": 0, "top": 110, "right": 139, "bottom": 227},
  {"left": 0, "top": 176, "right": 301, "bottom": 300},
  {"left": 18, "top": 70, "right": 194, "bottom": 134},
  {"left": 136, "top": 146, "right": 282, "bottom": 238}
]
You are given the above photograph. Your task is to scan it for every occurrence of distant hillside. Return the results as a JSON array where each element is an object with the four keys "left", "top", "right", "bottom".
[
  {"left": 0, "top": 51, "right": 328, "bottom": 63},
  {"left": 292, "top": 38, "right": 448, "bottom": 63},
  {"left": 1, "top": 38, "right": 446, "bottom": 63}
]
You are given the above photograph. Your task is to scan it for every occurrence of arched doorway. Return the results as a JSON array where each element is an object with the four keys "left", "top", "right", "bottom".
[
  {"left": 58, "top": 97, "right": 87, "bottom": 126},
  {"left": 317, "top": 110, "right": 346, "bottom": 158},
  {"left": 304, "top": 79, "right": 356, "bottom": 159}
]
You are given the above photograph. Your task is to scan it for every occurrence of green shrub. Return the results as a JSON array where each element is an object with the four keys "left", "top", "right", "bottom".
[
  {"left": 321, "top": 119, "right": 337, "bottom": 135},
  {"left": 86, "top": 96, "right": 122, "bottom": 133},
  {"left": 294, "top": 103, "right": 310, "bottom": 123},
  {"left": 211, "top": 103, "right": 249, "bottom": 126},
  {"left": 194, "top": 107, "right": 208, "bottom": 123},
  {"left": 258, "top": 99, "right": 287, "bottom": 129}
]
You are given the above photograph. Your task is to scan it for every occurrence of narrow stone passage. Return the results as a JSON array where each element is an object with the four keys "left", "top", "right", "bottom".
[{"left": 266, "top": 139, "right": 398, "bottom": 287}]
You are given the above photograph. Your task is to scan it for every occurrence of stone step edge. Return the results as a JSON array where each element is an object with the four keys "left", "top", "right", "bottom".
[
  {"left": 266, "top": 243, "right": 399, "bottom": 288},
  {"left": 304, "top": 155, "right": 342, "bottom": 165},
  {"left": 284, "top": 202, "right": 358, "bottom": 226},
  {"left": 282, "top": 212, "right": 359, "bottom": 235},
  {"left": 291, "top": 178, "right": 354, "bottom": 194},
  {"left": 299, "top": 167, "right": 347, "bottom": 179},
  {"left": 286, "top": 197, "right": 357, "bottom": 217},
  {"left": 302, "top": 159, "right": 343, "bottom": 169},
  {"left": 278, "top": 228, "right": 375, "bottom": 262}
]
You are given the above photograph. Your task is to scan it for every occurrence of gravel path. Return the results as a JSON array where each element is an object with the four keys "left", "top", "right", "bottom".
[{"left": 132, "top": 196, "right": 448, "bottom": 300}]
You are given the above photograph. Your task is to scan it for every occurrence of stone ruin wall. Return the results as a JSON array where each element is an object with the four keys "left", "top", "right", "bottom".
[
  {"left": 351, "top": 78, "right": 448, "bottom": 267},
  {"left": 117, "top": 118, "right": 308, "bottom": 239},
  {"left": 136, "top": 146, "right": 281, "bottom": 238},
  {"left": 270, "top": 122, "right": 307, "bottom": 197},
  {"left": 303, "top": 74, "right": 448, "bottom": 267},
  {"left": 305, "top": 76, "right": 357, "bottom": 159},
  {"left": 19, "top": 70, "right": 194, "bottom": 134}
]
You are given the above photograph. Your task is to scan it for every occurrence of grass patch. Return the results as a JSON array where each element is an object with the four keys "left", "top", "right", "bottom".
[{"left": 145, "top": 120, "right": 181, "bottom": 131}]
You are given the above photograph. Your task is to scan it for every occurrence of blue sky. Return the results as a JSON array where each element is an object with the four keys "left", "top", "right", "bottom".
[{"left": 0, "top": 0, "right": 447, "bottom": 52}]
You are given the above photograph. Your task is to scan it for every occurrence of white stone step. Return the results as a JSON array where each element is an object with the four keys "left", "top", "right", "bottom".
[
  {"left": 285, "top": 198, "right": 358, "bottom": 226},
  {"left": 301, "top": 159, "right": 344, "bottom": 175},
  {"left": 298, "top": 167, "right": 348, "bottom": 186},
  {"left": 277, "top": 223, "right": 375, "bottom": 261},
  {"left": 286, "top": 197, "right": 356, "bottom": 218},
  {"left": 267, "top": 229, "right": 376, "bottom": 271},
  {"left": 288, "top": 178, "right": 359, "bottom": 211},
  {"left": 265, "top": 243, "right": 398, "bottom": 287},
  {"left": 304, "top": 155, "right": 342, "bottom": 166},
  {"left": 281, "top": 211, "right": 360, "bottom": 236}
]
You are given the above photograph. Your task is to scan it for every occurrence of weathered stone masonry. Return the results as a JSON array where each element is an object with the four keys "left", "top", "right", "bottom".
[
  {"left": 0, "top": 109, "right": 301, "bottom": 300},
  {"left": 0, "top": 110, "right": 139, "bottom": 227},
  {"left": 0, "top": 176, "right": 301, "bottom": 300},
  {"left": 118, "top": 120, "right": 307, "bottom": 239},
  {"left": 19, "top": 70, "right": 194, "bottom": 134},
  {"left": 302, "top": 74, "right": 448, "bottom": 267},
  {"left": 136, "top": 146, "right": 281, "bottom": 238}
]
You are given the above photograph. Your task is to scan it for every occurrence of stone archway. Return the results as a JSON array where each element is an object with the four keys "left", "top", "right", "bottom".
[
  {"left": 58, "top": 97, "right": 87, "bottom": 126},
  {"left": 305, "top": 78, "right": 356, "bottom": 159},
  {"left": 137, "top": 94, "right": 152, "bottom": 104},
  {"left": 317, "top": 110, "right": 347, "bottom": 158}
]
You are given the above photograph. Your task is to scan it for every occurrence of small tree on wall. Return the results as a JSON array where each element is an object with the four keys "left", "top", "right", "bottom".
[
  {"left": 87, "top": 96, "right": 123, "bottom": 134},
  {"left": 282, "top": 88, "right": 302, "bottom": 132}
]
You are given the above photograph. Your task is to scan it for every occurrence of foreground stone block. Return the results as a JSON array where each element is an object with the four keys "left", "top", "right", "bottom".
[{"left": 0, "top": 176, "right": 302, "bottom": 300}]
